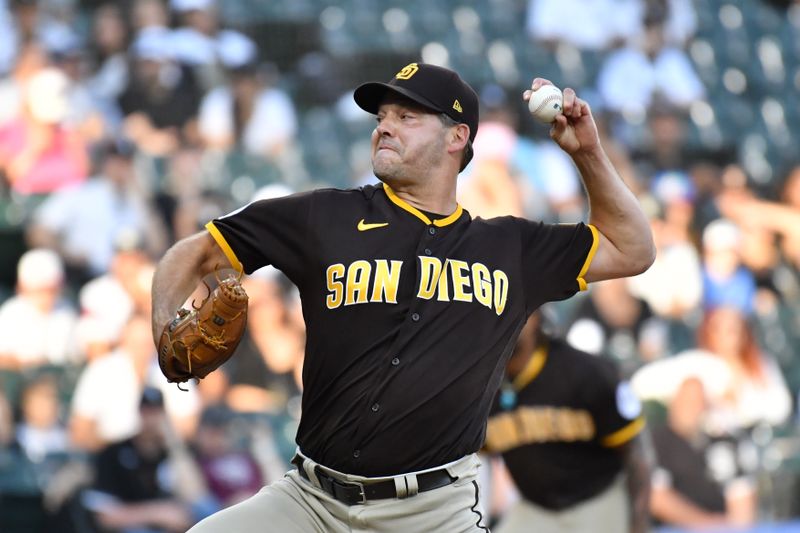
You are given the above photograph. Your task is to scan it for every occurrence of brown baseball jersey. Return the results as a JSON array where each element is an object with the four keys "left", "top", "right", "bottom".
[
  {"left": 485, "top": 338, "right": 645, "bottom": 510},
  {"left": 207, "top": 183, "right": 597, "bottom": 476}
]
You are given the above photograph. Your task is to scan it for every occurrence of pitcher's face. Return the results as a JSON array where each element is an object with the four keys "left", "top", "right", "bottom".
[{"left": 371, "top": 97, "right": 447, "bottom": 185}]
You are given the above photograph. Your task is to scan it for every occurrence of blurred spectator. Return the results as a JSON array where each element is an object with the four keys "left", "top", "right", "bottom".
[
  {"left": 0, "top": 0, "right": 15, "bottom": 75},
  {"left": 709, "top": 166, "right": 800, "bottom": 396},
  {"left": 14, "top": 373, "right": 69, "bottom": 462},
  {"left": 631, "top": 349, "right": 733, "bottom": 408},
  {"left": 649, "top": 377, "right": 757, "bottom": 530},
  {"left": 169, "top": 0, "right": 221, "bottom": 67},
  {"left": 198, "top": 46, "right": 298, "bottom": 164},
  {"left": 458, "top": 89, "right": 583, "bottom": 222},
  {"left": 592, "top": 108, "right": 645, "bottom": 197},
  {"left": 565, "top": 278, "right": 667, "bottom": 369},
  {"left": 701, "top": 219, "right": 757, "bottom": 315},
  {"left": 36, "top": 0, "right": 82, "bottom": 56},
  {"left": 0, "top": 248, "right": 78, "bottom": 369},
  {"left": 526, "top": 0, "right": 641, "bottom": 51},
  {"left": 87, "top": 3, "right": 130, "bottom": 104},
  {"left": 104, "top": 239, "right": 159, "bottom": 316},
  {"left": 597, "top": 8, "right": 704, "bottom": 116},
  {"left": 132, "top": 0, "right": 170, "bottom": 33},
  {"left": 696, "top": 306, "right": 792, "bottom": 433},
  {"left": 75, "top": 313, "right": 123, "bottom": 363},
  {"left": 713, "top": 185, "right": 789, "bottom": 322},
  {"left": 717, "top": 164, "right": 800, "bottom": 279},
  {"left": 0, "top": 40, "right": 49, "bottom": 126},
  {"left": 645, "top": 0, "right": 698, "bottom": 47},
  {"left": 0, "top": 385, "right": 13, "bottom": 446},
  {"left": 192, "top": 405, "right": 263, "bottom": 508},
  {"left": 526, "top": 0, "right": 696, "bottom": 51},
  {"left": 169, "top": 0, "right": 258, "bottom": 90},
  {"left": 69, "top": 313, "right": 144, "bottom": 451},
  {"left": 1, "top": 0, "right": 43, "bottom": 77},
  {"left": 2, "top": 372, "right": 91, "bottom": 533},
  {"left": 27, "top": 140, "right": 165, "bottom": 283},
  {"left": 629, "top": 172, "right": 703, "bottom": 321},
  {"left": 70, "top": 313, "right": 201, "bottom": 451},
  {"left": 83, "top": 386, "right": 215, "bottom": 533},
  {"left": 49, "top": 35, "right": 109, "bottom": 145},
  {"left": 31, "top": 0, "right": 101, "bottom": 130},
  {"left": 781, "top": 164, "right": 800, "bottom": 209},
  {"left": 0, "top": 66, "right": 90, "bottom": 195},
  {"left": 457, "top": 119, "right": 525, "bottom": 219},
  {"left": 78, "top": 274, "right": 135, "bottom": 338},
  {"left": 629, "top": 105, "right": 692, "bottom": 182},
  {"left": 10, "top": 0, "right": 38, "bottom": 40},
  {"left": 119, "top": 28, "right": 201, "bottom": 156},
  {"left": 72, "top": 231, "right": 158, "bottom": 323},
  {"left": 223, "top": 272, "right": 303, "bottom": 414}
]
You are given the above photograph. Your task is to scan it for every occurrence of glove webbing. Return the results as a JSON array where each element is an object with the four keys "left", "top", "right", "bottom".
[{"left": 177, "top": 295, "right": 246, "bottom": 390}]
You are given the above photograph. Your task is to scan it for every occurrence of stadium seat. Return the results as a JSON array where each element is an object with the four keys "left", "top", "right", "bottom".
[
  {"left": 319, "top": 17, "right": 359, "bottom": 58},
  {"left": 710, "top": 91, "right": 757, "bottom": 136},
  {"left": 299, "top": 107, "right": 352, "bottom": 188},
  {"left": 779, "top": 23, "right": 800, "bottom": 65},
  {"left": 246, "top": 20, "right": 322, "bottom": 72},
  {"left": 689, "top": 38, "right": 721, "bottom": 92},
  {"left": 221, "top": 152, "right": 284, "bottom": 203},
  {"left": 512, "top": 33, "right": 562, "bottom": 84},
  {"left": 693, "top": 0, "right": 717, "bottom": 32},
  {"left": 482, "top": 0, "right": 525, "bottom": 41},
  {"left": 744, "top": 0, "right": 784, "bottom": 36},
  {"left": 403, "top": 0, "right": 452, "bottom": 41},
  {"left": 0, "top": 370, "right": 24, "bottom": 410},
  {"left": 381, "top": 7, "right": 422, "bottom": 52}
]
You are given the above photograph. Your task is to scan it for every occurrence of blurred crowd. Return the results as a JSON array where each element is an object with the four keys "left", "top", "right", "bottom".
[{"left": 0, "top": 0, "right": 798, "bottom": 531}]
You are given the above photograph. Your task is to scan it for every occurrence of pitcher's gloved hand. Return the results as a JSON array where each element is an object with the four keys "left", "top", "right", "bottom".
[{"left": 158, "top": 271, "right": 248, "bottom": 388}]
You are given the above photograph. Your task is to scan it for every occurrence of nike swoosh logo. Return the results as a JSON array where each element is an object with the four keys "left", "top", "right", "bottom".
[{"left": 357, "top": 219, "right": 389, "bottom": 231}]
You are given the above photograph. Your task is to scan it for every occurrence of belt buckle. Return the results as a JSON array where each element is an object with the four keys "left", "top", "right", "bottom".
[{"left": 333, "top": 477, "right": 366, "bottom": 505}]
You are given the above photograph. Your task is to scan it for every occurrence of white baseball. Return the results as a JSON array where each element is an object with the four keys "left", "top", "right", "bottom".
[{"left": 528, "top": 85, "right": 563, "bottom": 123}]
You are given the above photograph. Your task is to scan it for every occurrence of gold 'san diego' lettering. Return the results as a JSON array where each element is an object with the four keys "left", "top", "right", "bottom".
[{"left": 325, "top": 257, "right": 509, "bottom": 315}]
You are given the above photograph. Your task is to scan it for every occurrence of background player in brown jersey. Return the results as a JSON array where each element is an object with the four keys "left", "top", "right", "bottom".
[
  {"left": 484, "top": 310, "right": 651, "bottom": 533},
  {"left": 151, "top": 63, "right": 655, "bottom": 532}
]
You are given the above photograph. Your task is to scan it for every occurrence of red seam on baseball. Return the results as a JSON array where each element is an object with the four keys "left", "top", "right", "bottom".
[{"left": 533, "top": 95, "right": 561, "bottom": 115}]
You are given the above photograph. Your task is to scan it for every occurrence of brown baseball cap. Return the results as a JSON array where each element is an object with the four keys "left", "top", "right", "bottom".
[{"left": 354, "top": 63, "right": 479, "bottom": 168}]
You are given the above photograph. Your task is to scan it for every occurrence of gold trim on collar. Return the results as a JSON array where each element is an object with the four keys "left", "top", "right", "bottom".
[
  {"left": 512, "top": 342, "right": 548, "bottom": 391},
  {"left": 383, "top": 183, "right": 463, "bottom": 227}
]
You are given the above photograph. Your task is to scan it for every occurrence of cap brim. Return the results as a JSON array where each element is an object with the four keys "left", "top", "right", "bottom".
[{"left": 353, "top": 82, "right": 445, "bottom": 116}]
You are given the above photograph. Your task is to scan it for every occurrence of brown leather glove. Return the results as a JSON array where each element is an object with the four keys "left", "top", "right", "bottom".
[{"left": 158, "top": 272, "right": 248, "bottom": 387}]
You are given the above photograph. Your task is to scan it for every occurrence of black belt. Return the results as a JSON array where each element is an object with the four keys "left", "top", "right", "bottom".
[{"left": 291, "top": 455, "right": 457, "bottom": 505}]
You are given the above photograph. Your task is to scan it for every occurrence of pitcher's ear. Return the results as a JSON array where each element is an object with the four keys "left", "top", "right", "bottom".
[{"left": 450, "top": 123, "right": 470, "bottom": 150}]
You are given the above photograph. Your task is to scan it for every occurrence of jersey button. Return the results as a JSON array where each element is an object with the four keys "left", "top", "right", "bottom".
[
  {"left": 428, "top": 227, "right": 436, "bottom": 235},
  {"left": 391, "top": 357, "right": 400, "bottom": 366},
  {"left": 371, "top": 403, "right": 380, "bottom": 412},
  {"left": 353, "top": 449, "right": 360, "bottom": 458},
  {"left": 411, "top": 313, "right": 420, "bottom": 322},
  {"left": 424, "top": 248, "right": 432, "bottom": 256}
]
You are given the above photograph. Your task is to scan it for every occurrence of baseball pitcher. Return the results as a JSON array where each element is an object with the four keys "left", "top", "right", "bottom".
[{"left": 151, "top": 62, "right": 655, "bottom": 532}]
